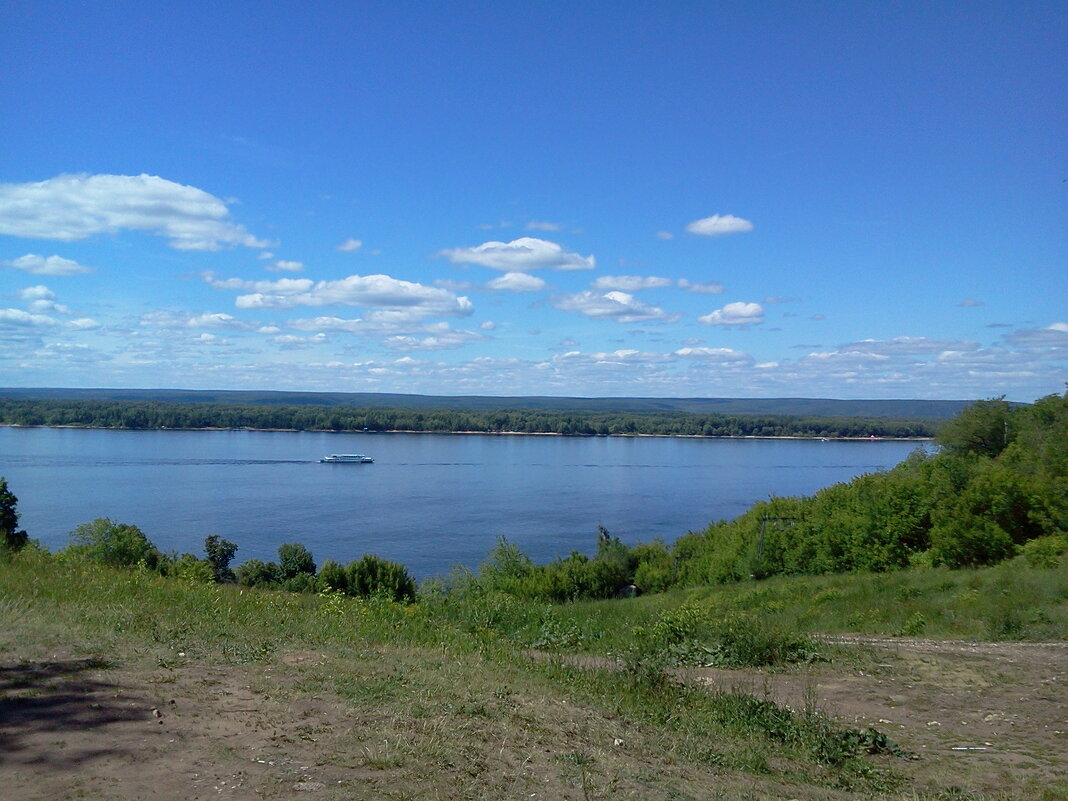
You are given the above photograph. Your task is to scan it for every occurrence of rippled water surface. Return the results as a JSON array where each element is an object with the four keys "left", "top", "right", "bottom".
[{"left": 0, "top": 426, "right": 925, "bottom": 577}]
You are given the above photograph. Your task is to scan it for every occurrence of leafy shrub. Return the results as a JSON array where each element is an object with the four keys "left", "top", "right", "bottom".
[
  {"left": 66, "top": 518, "right": 160, "bottom": 569},
  {"left": 204, "top": 534, "right": 238, "bottom": 582},
  {"left": 170, "top": 553, "right": 215, "bottom": 584},
  {"left": 277, "top": 542, "right": 316, "bottom": 580},
  {"left": 317, "top": 558, "right": 348, "bottom": 592},
  {"left": 346, "top": 554, "right": 416, "bottom": 602},
  {"left": 235, "top": 558, "right": 282, "bottom": 588},
  {"left": 1020, "top": 534, "right": 1068, "bottom": 568}
]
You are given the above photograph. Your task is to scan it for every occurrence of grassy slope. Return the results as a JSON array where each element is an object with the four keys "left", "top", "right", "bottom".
[{"left": 3, "top": 550, "right": 1066, "bottom": 800}]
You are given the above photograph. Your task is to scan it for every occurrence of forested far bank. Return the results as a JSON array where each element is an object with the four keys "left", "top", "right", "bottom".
[{"left": 0, "top": 398, "right": 936, "bottom": 439}]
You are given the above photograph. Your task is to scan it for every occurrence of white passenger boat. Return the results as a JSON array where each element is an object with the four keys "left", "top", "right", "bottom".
[{"left": 320, "top": 453, "right": 374, "bottom": 463}]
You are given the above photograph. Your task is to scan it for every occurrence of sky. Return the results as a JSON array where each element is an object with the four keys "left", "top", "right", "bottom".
[{"left": 1, "top": 2, "right": 1065, "bottom": 402}]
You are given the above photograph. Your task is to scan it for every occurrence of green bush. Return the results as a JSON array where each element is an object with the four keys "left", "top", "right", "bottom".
[
  {"left": 277, "top": 542, "right": 316, "bottom": 579},
  {"left": 235, "top": 558, "right": 282, "bottom": 588},
  {"left": 346, "top": 554, "right": 416, "bottom": 602},
  {"left": 1020, "top": 534, "right": 1068, "bottom": 568},
  {"left": 66, "top": 518, "right": 160, "bottom": 569}
]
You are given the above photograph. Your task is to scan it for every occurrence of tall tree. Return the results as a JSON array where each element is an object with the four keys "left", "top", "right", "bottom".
[{"left": 0, "top": 477, "right": 29, "bottom": 552}]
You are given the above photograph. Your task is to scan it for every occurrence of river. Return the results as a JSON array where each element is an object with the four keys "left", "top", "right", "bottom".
[{"left": 0, "top": 426, "right": 926, "bottom": 578}]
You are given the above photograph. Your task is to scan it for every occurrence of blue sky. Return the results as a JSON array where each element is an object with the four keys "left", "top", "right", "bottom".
[{"left": 1, "top": 2, "right": 1064, "bottom": 401}]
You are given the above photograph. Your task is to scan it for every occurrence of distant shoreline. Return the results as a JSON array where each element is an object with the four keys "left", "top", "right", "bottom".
[{"left": 0, "top": 423, "right": 933, "bottom": 442}]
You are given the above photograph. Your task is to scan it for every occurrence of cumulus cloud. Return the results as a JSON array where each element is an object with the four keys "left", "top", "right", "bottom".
[
  {"left": 336, "top": 238, "right": 363, "bottom": 252},
  {"left": 0, "top": 173, "right": 269, "bottom": 251},
  {"left": 19, "top": 285, "right": 70, "bottom": 314},
  {"left": 678, "top": 278, "right": 725, "bottom": 294},
  {"left": 838, "top": 336, "right": 979, "bottom": 355},
  {"left": 0, "top": 308, "right": 59, "bottom": 327},
  {"left": 685, "top": 214, "right": 754, "bottom": 237},
  {"left": 19, "top": 285, "right": 56, "bottom": 302},
  {"left": 139, "top": 310, "right": 254, "bottom": 331},
  {"left": 698, "top": 301, "right": 764, "bottom": 327},
  {"left": 487, "top": 272, "right": 547, "bottom": 292},
  {"left": 553, "top": 349, "right": 671, "bottom": 365},
  {"left": 552, "top": 291, "right": 679, "bottom": 324},
  {"left": 1003, "top": 323, "right": 1068, "bottom": 349},
  {"left": 591, "top": 275, "right": 672, "bottom": 292},
  {"left": 2, "top": 253, "right": 93, "bottom": 275},
  {"left": 266, "top": 260, "right": 304, "bottom": 273},
  {"left": 384, "top": 323, "right": 489, "bottom": 351},
  {"left": 213, "top": 273, "right": 474, "bottom": 321},
  {"left": 674, "top": 346, "right": 753, "bottom": 364},
  {"left": 438, "top": 237, "right": 595, "bottom": 272}
]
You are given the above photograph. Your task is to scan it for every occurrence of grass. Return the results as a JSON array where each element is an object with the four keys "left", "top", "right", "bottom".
[
  {"left": 478, "top": 557, "right": 1068, "bottom": 661},
  {"left": 2, "top": 548, "right": 1065, "bottom": 800}
]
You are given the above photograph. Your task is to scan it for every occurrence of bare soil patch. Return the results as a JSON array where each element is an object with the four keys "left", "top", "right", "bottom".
[
  {"left": 2, "top": 638, "right": 1066, "bottom": 800},
  {"left": 688, "top": 637, "right": 1068, "bottom": 797}
]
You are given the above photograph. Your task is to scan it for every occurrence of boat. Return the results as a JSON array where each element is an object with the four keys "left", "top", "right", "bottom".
[{"left": 320, "top": 453, "right": 374, "bottom": 463}]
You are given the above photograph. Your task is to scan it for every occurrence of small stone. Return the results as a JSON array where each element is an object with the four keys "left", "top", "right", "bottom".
[
  {"left": 293, "top": 781, "right": 326, "bottom": 792},
  {"left": 152, "top": 708, "right": 162, "bottom": 718}
]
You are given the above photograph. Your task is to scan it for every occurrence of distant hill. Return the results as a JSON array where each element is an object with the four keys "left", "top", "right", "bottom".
[{"left": 0, "top": 387, "right": 980, "bottom": 420}]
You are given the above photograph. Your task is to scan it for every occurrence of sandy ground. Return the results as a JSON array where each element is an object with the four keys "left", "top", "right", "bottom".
[{"left": 1, "top": 639, "right": 1065, "bottom": 800}]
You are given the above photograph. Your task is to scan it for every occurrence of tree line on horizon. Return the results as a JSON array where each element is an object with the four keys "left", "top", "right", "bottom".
[{"left": 0, "top": 398, "right": 935, "bottom": 438}]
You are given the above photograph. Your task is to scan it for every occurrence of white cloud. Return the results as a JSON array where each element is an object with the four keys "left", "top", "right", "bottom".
[
  {"left": 552, "top": 290, "right": 679, "bottom": 323},
  {"left": 438, "top": 237, "right": 595, "bottom": 272},
  {"left": 0, "top": 173, "right": 269, "bottom": 251},
  {"left": 698, "top": 301, "right": 764, "bottom": 327},
  {"left": 839, "top": 336, "right": 979, "bottom": 355},
  {"left": 1003, "top": 323, "right": 1068, "bottom": 350},
  {"left": 487, "top": 272, "right": 547, "bottom": 292},
  {"left": 678, "top": 278, "right": 725, "bottom": 294},
  {"left": 18, "top": 285, "right": 56, "bottom": 302},
  {"left": 554, "top": 349, "right": 671, "bottom": 365},
  {"left": 2, "top": 253, "right": 94, "bottom": 275},
  {"left": 525, "top": 220, "right": 561, "bottom": 231},
  {"left": 266, "top": 260, "right": 304, "bottom": 273},
  {"left": 0, "top": 308, "right": 58, "bottom": 327},
  {"left": 384, "top": 324, "right": 488, "bottom": 351},
  {"left": 68, "top": 317, "right": 100, "bottom": 329},
  {"left": 214, "top": 273, "right": 473, "bottom": 320},
  {"left": 139, "top": 310, "right": 254, "bottom": 331},
  {"left": 685, "top": 214, "right": 754, "bottom": 237},
  {"left": 337, "top": 238, "right": 363, "bottom": 252},
  {"left": 591, "top": 275, "right": 672, "bottom": 292},
  {"left": 655, "top": 231, "right": 674, "bottom": 240},
  {"left": 674, "top": 347, "right": 752, "bottom": 364}
]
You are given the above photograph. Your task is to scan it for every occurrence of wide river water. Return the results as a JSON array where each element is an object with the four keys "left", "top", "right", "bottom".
[{"left": 1, "top": 427, "right": 926, "bottom": 578}]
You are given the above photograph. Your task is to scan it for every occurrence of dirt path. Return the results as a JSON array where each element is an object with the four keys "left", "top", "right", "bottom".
[
  {"left": 1, "top": 639, "right": 1065, "bottom": 800},
  {"left": 687, "top": 637, "right": 1068, "bottom": 796}
]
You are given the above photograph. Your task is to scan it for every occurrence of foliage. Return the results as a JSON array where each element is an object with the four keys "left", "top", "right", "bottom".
[
  {"left": 66, "top": 517, "right": 160, "bottom": 569},
  {"left": 345, "top": 554, "right": 417, "bottom": 602},
  {"left": 0, "top": 396, "right": 939, "bottom": 439},
  {"left": 936, "top": 396, "right": 1013, "bottom": 458},
  {"left": 203, "top": 534, "right": 238, "bottom": 582},
  {"left": 235, "top": 558, "right": 282, "bottom": 588},
  {"left": 0, "top": 477, "right": 29, "bottom": 552},
  {"left": 277, "top": 541, "right": 316, "bottom": 579}
]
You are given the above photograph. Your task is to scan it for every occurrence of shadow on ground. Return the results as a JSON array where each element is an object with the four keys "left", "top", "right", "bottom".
[{"left": 0, "top": 657, "right": 148, "bottom": 768}]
